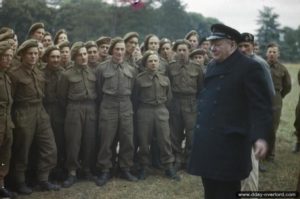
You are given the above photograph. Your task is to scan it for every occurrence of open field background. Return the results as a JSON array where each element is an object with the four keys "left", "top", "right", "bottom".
[{"left": 18, "top": 63, "right": 300, "bottom": 199}]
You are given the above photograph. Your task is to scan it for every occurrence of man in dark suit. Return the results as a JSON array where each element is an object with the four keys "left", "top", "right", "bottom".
[{"left": 188, "top": 24, "right": 273, "bottom": 199}]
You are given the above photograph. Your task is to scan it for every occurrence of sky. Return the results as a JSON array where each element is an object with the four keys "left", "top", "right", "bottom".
[{"left": 182, "top": 0, "right": 300, "bottom": 34}]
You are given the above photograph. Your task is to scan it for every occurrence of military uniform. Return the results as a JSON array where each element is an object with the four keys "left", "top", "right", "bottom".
[
  {"left": 96, "top": 59, "right": 136, "bottom": 172},
  {"left": 8, "top": 64, "right": 57, "bottom": 184},
  {"left": 268, "top": 61, "right": 291, "bottom": 158},
  {"left": 293, "top": 70, "right": 300, "bottom": 148},
  {"left": 167, "top": 60, "right": 204, "bottom": 168},
  {"left": 133, "top": 70, "right": 174, "bottom": 168},
  {"left": 58, "top": 64, "right": 97, "bottom": 175},
  {"left": 43, "top": 65, "right": 65, "bottom": 176},
  {"left": 0, "top": 69, "right": 14, "bottom": 189}
]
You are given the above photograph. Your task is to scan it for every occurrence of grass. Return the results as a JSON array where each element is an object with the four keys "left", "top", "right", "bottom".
[{"left": 18, "top": 63, "right": 300, "bottom": 199}]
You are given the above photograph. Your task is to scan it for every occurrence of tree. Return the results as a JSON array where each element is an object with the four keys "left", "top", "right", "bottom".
[{"left": 256, "top": 6, "right": 281, "bottom": 56}]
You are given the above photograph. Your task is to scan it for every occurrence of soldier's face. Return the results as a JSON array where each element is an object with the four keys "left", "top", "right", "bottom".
[
  {"left": 148, "top": 36, "right": 159, "bottom": 51},
  {"left": 60, "top": 47, "right": 71, "bottom": 63},
  {"left": 0, "top": 49, "right": 13, "bottom": 69},
  {"left": 42, "top": 35, "right": 53, "bottom": 48},
  {"left": 75, "top": 47, "right": 88, "bottom": 66},
  {"left": 192, "top": 54, "right": 205, "bottom": 65},
  {"left": 126, "top": 37, "right": 139, "bottom": 54},
  {"left": 238, "top": 42, "right": 253, "bottom": 56},
  {"left": 38, "top": 42, "right": 44, "bottom": 58},
  {"left": 210, "top": 39, "right": 235, "bottom": 62},
  {"left": 176, "top": 44, "right": 189, "bottom": 61},
  {"left": 200, "top": 41, "right": 211, "bottom": 51},
  {"left": 32, "top": 28, "right": 45, "bottom": 41},
  {"left": 112, "top": 42, "right": 125, "bottom": 64},
  {"left": 87, "top": 46, "right": 99, "bottom": 64},
  {"left": 22, "top": 47, "right": 39, "bottom": 66},
  {"left": 58, "top": 33, "right": 68, "bottom": 44},
  {"left": 160, "top": 43, "right": 172, "bottom": 60},
  {"left": 146, "top": 54, "right": 159, "bottom": 71},
  {"left": 188, "top": 35, "right": 199, "bottom": 49},
  {"left": 98, "top": 44, "right": 110, "bottom": 58},
  {"left": 47, "top": 50, "right": 61, "bottom": 68},
  {"left": 266, "top": 46, "right": 279, "bottom": 63}
]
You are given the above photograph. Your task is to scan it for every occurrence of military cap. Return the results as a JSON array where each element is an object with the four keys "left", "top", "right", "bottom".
[
  {"left": 172, "top": 39, "right": 191, "bottom": 51},
  {"left": 0, "top": 27, "right": 15, "bottom": 41},
  {"left": 70, "top": 41, "right": 85, "bottom": 61},
  {"left": 207, "top": 24, "right": 241, "bottom": 42},
  {"left": 42, "top": 45, "right": 60, "bottom": 62},
  {"left": 240, "top": 33, "right": 254, "bottom": 43},
  {"left": 54, "top": 29, "right": 67, "bottom": 44},
  {"left": 123, "top": 32, "right": 139, "bottom": 43},
  {"left": 58, "top": 41, "right": 70, "bottom": 49},
  {"left": 85, "top": 40, "right": 97, "bottom": 50},
  {"left": 189, "top": 48, "right": 207, "bottom": 58},
  {"left": 184, "top": 30, "right": 199, "bottom": 40},
  {"left": 108, "top": 37, "right": 124, "bottom": 55},
  {"left": 0, "top": 42, "right": 12, "bottom": 56},
  {"left": 141, "top": 50, "right": 158, "bottom": 67},
  {"left": 28, "top": 22, "right": 44, "bottom": 36},
  {"left": 17, "top": 39, "right": 38, "bottom": 56},
  {"left": 96, "top": 36, "right": 111, "bottom": 47}
]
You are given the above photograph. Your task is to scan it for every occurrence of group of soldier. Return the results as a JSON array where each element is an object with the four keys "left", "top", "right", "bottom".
[{"left": 0, "top": 21, "right": 294, "bottom": 198}]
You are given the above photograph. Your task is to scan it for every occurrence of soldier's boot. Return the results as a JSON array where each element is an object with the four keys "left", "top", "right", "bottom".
[
  {"left": 165, "top": 167, "right": 181, "bottom": 181},
  {"left": 62, "top": 175, "right": 77, "bottom": 188},
  {"left": 138, "top": 167, "right": 146, "bottom": 180},
  {"left": 95, "top": 172, "right": 110, "bottom": 186},
  {"left": 16, "top": 183, "right": 32, "bottom": 195},
  {"left": 120, "top": 170, "right": 138, "bottom": 182},
  {"left": 38, "top": 181, "right": 61, "bottom": 191},
  {"left": 0, "top": 186, "right": 17, "bottom": 198}
]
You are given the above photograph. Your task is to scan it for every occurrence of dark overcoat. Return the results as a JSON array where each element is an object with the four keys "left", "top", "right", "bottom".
[{"left": 188, "top": 50, "right": 273, "bottom": 181}]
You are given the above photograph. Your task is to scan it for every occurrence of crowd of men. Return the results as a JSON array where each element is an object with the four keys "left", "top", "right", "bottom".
[{"left": 0, "top": 21, "right": 294, "bottom": 198}]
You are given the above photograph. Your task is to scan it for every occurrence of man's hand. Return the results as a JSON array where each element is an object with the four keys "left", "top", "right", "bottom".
[{"left": 254, "top": 139, "right": 268, "bottom": 160}]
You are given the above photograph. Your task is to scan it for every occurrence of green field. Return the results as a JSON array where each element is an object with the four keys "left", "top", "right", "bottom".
[{"left": 18, "top": 63, "right": 300, "bottom": 199}]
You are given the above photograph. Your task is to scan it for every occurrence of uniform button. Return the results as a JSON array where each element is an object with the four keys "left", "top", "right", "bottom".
[{"left": 196, "top": 124, "right": 200, "bottom": 129}]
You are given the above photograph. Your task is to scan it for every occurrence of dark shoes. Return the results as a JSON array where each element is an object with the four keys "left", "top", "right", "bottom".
[
  {"left": 0, "top": 187, "right": 17, "bottom": 198},
  {"left": 137, "top": 168, "right": 146, "bottom": 180},
  {"left": 95, "top": 172, "right": 111, "bottom": 186},
  {"left": 293, "top": 143, "right": 300, "bottom": 153},
  {"left": 62, "top": 175, "right": 77, "bottom": 188},
  {"left": 16, "top": 183, "right": 32, "bottom": 195},
  {"left": 120, "top": 170, "right": 138, "bottom": 182},
  {"left": 165, "top": 168, "right": 181, "bottom": 181},
  {"left": 38, "top": 181, "right": 61, "bottom": 191}
]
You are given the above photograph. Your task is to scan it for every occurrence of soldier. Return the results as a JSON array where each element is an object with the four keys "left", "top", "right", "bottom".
[
  {"left": 42, "top": 46, "right": 66, "bottom": 181},
  {"left": 189, "top": 48, "right": 207, "bottom": 73},
  {"left": 167, "top": 39, "right": 204, "bottom": 171},
  {"left": 58, "top": 42, "right": 97, "bottom": 188},
  {"left": 293, "top": 71, "right": 300, "bottom": 153},
  {"left": 8, "top": 39, "right": 60, "bottom": 194},
  {"left": 42, "top": 32, "right": 53, "bottom": 48},
  {"left": 0, "top": 42, "right": 16, "bottom": 198},
  {"left": 123, "top": 32, "right": 139, "bottom": 67},
  {"left": 96, "top": 36, "right": 111, "bottom": 63},
  {"left": 53, "top": 29, "right": 68, "bottom": 45},
  {"left": 184, "top": 30, "right": 200, "bottom": 51},
  {"left": 27, "top": 22, "right": 45, "bottom": 42},
  {"left": 158, "top": 38, "right": 174, "bottom": 63},
  {"left": 95, "top": 37, "right": 137, "bottom": 186},
  {"left": 58, "top": 41, "right": 73, "bottom": 70},
  {"left": 199, "top": 37, "right": 213, "bottom": 64},
  {"left": 266, "top": 42, "right": 291, "bottom": 161},
  {"left": 37, "top": 41, "right": 46, "bottom": 70},
  {"left": 85, "top": 40, "right": 99, "bottom": 72},
  {"left": 133, "top": 50, "right": 180, "bottom": 181}
]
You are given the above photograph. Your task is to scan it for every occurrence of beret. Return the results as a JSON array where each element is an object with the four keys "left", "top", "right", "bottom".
[
  {"left": 189, "top": 48, "right": 207, "bottom": 58},
  {"left": 70, "top": 41, "right": 85, "bottom": 60},
  {"left": 123, "top": 32, "right": 139, "bottom": 43},
  {"left": 240, "top": 32, "right": 254, "bottom": 43},
  {"left": 42, "top": 45, "right": 60, "bottom": 62},
  {"left": 54, "top": 29, "right": 68, "bottom": 44},
  {"left": 28, "top": 22, "right": 44, "bottom": 36},
  {"left": 108, "top": 37, "right": 124, "bottom": 55},
  {"left": 96, "top": 36, "right": 111, "bottom": 47},
  {"left": 85, "top": 40, "right": 97, "bottom": 50},
  {"left": 172, "top": 39, "right": 191, "bottom": 51},
  {"left": 17, "top": 39, "right": 38, "bottom": 56},
  {"left": 141, "top": 50, "right": 158, "bottom": 67}
]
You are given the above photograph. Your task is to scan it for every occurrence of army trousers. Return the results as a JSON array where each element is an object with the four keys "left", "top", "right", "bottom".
[
  {"left": 136, "top": 104, "right": 174, "bottom": 168},
  {"left": 12, "top": 102, "right": 57, "bottom": 183},
  {"left": 64, "top": 101, "right": 96, "bottom": 173},
  {"left": 45, "top": 103, "right": 65, "bottom": 170},
  {"left": 169, "top": 95, "right": 197, "bottom": 165},
  {"left": 268, "top": 92, "right": 282, "bottom": 159},
  {"left": 294, "top": 95, "right": 300, "bottom": 142},
  {"left": 0, "top": 122, "right": 13, "bottom": 186},
  {"left": 97, "top": 95, "right": 134, "bottom": 172}
]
